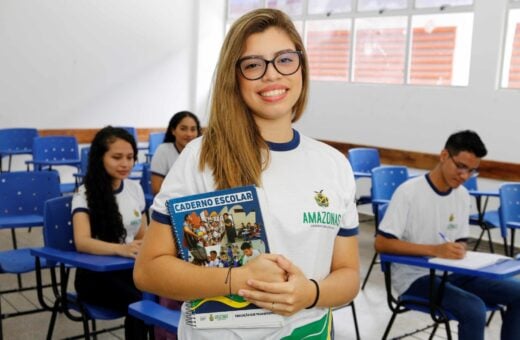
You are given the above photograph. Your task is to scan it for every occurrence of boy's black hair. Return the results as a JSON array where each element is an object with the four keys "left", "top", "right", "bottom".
[{"left": 445, "top": 130, "right": 487, "bottom": 158}]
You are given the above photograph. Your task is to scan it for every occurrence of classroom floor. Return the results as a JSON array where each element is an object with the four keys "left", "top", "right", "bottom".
[{"left": 0, "top": 212, "right": 506, "bottom": 340}]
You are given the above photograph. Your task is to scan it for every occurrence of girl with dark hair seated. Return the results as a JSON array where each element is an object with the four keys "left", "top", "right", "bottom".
[{"left": 72, "top": 126, "right": 148, "bottom": 339}]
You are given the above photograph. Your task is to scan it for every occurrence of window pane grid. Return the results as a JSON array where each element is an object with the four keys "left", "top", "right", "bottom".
[
  {"left": 227, "top": 0, "right": 474, "bottom": 87},
  {"left": 306, "top": 23, "right": 351, "bottom": 81}
]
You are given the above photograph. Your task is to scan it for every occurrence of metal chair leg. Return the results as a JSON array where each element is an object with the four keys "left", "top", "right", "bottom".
[
  {"left": 350, "top": 301, "right": 360, "bottom": 340},
  {"left": 361, "top": 252, "right": 378, "bottom": 290}
]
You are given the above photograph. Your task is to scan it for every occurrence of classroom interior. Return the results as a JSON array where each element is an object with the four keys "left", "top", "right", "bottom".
[{"left": 1, "top": 0, "right": 520, "bottom": 339}]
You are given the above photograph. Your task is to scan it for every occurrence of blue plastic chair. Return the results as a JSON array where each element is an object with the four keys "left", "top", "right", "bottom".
[
  {"left": 140, "top": 163, "right": 153, "bottom": 219},
  {"left": 29, "top": 136, "right": 81, "bottom": 194},
  {"left": 73, "top": 146, "right": 91, "bottom": 188},
  {"left": 128, "top": 294, "right": 180, "bottom": 336},
  {"left": 38, "top": 196, "right": 126, "bottom": 339},
  {"left": 362, "top": 166, "right": 409, "bottom": 290},
  {"left": 347, "top": 148, "right": 381, "bottom": 205},
  {"left": 0, "top": 128, "right": 38, "bottom": 172},
  {"left": 146, "top": 131, "right": 166, "bottom": 163},
  {"left": 0, "top": 170, "right": 61, "bottom": 336},
  {"left": 464, "top": 176, "right": 503, "bottom": 253},
  {"left": 499, "top": 183, "right": 520, "bottom": 257}
]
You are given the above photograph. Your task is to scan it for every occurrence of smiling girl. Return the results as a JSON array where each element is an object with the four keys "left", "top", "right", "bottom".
[{"left": 135, "top": 9, "right": 360, "bottom": 339}]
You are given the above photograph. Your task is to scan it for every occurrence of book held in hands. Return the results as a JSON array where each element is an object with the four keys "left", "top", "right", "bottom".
[{"left": 166, "top": 185, "right": 284, "bottom": 329}]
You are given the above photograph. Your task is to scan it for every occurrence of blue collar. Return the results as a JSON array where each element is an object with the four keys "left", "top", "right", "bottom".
[
  {"left": 266, "top": 129, "right": 300, "bottom": 151},
  {"left": 113, "top": 180, "right": 124, "bottom": 194},
  {"left": 425, "top": 173, "right": 452, "bottom": 196}
]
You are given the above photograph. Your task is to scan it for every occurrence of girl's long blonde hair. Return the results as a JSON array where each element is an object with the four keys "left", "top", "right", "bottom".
[{"left": 199, "top": 8, "right": 309, "bottom": 189}]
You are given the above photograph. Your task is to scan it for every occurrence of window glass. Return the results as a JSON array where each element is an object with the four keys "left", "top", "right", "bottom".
[
  {"left": 358, "top": 0, "right": 407, "bottom": 12},
  {"left": 228, "top": 0, "right": 263, "bottom": 20},
  {"left": 501, "top": 8, "right": 520, "bottom": 88},
  {"left": 353, "top": 17, "right": 407, "bottom": 84},
  {"left": 267, "top": 0, "right": 303, "bottom": 16},
  {"left": 308, "top": 0, "right": 352, "bottom": 15},
  {"left": 409, "top": 13, "right": 473, "bottom": 86},
  {"left": 415, "top": 0, "right": 473, "bottom": 9},
  {"left": 305, "top": 19, "right": 351, "bottom": 81}
]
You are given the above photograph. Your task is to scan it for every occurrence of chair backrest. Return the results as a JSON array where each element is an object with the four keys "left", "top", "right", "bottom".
[
  {"left": 148, "top": 132, "right": 166, "bottom": 156},
  {"left": 32, "top": 136, "right": 79, "bottom": 162},
  {"left": 499, "top": 183, "right": 520, "bottom": 239},
  {"left": 462, "top": 175, "right": 478, "bottom": 191},
  {"left": 371, "top": 166, "right": 409, "bottom": 202},
  {"left": 43, "top": 196, "right": 75, "bottom": 251},
  {"left": 0, "top": 171, "right": 61, "bottom": 219},
  {"left": 79, "top": 146, "right": 90, "bottom": 174},
  {"left": 140, "top": 163, "right": 152, "bottom": 195},
  {"left": 0, "top": 128, "right": 38, "bottom": 153},
  {"left": 117, "top": 126, "right": 139, "bottom": 143},
  {"left": 348, "top": 148, "right": 381, "bottom": 173}
]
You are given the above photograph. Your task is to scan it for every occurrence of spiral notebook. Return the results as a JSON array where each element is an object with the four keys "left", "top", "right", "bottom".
[{"left": 166, "top": 185, "right": 284, "bottom": 329}]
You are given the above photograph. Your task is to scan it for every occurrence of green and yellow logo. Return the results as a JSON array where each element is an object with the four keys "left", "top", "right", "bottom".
[{"left": 314, "top": 190, "right": 329, "bottom": 207}]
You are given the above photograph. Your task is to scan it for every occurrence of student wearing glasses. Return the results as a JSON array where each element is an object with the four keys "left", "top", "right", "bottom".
[
  {"left": 134, "top": 8, "right": 360, "bottom": 339},
  {"left": 375, "top": 130, "right": 520, "bottom": 340}
]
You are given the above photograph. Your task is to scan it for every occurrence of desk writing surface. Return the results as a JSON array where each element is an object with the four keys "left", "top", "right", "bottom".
[
  {"left": 380, "top": 253, "right": 520, "bottom": 280},
  {"left": 468, "top": 190, "right": 499, "bottom": 198},
  {"left": 507, "top": 222, "right": 520, "bottom": 229},
  {"left": 353, "top": 171, "right": 371, "bottom": 178},
  {"left": 31, "top": 247, "right": 134, "bottom": 272}
]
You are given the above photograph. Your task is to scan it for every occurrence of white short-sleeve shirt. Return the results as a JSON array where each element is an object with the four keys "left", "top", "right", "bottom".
[
  {"left": 151, "top": 130, "right": 359, "bottom": 339},
  {"left": 150, "top": 143, "right": 180, "bottom": 177},
  {"left": 72, "top": 179, "right": 145, "bottom": 244},
  {"left": 378, "top": 175, "right": 470, "bottom": 295}
]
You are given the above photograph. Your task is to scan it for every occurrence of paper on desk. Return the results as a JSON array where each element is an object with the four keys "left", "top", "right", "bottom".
[{"left": 429, "top": 251, "right": 511, "bottom": 269}]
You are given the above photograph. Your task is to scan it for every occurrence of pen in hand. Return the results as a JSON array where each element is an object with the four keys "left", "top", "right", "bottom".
[{"left": 439, "top": 232, "right": 451, "bottom": 243}]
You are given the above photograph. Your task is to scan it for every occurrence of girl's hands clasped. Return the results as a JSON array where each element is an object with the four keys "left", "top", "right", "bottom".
[
  {"left": 118, "top": 240, "right": 143, "bottom": 258},
  {"left": 238, "top": 255, "right": 317, "bottom": 316}
]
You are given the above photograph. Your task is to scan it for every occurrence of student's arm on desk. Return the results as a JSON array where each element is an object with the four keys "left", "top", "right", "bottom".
[
  {"left": 134, "top": 219, "right": 287, "bottom": 301},
  {"left": 73, "top": 211, "right": 146, "bottom": 258},
  {"left": 374, "top": 234, "right": 466, "bottom": 259}
]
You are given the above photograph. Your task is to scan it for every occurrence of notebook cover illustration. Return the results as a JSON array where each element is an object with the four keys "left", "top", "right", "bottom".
[{"left": 166, "top": 185, "right": 284, "bottom": 328}]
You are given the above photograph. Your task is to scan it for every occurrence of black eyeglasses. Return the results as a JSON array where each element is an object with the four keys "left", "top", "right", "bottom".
[
  {"left": 237, "top": 51, "right": 303, "bottom": 81},
  {"left": 448, "top": 151, "right": 479, "bottom": 176}
]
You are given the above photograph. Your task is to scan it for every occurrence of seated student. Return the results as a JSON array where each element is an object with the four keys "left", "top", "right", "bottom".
[
  {"left": 150, "top": 111, "right": 201, "bottom": 194},
  {"left": 375, "top": 130, "right": 520, "bottom": 340},
  {"left": 72, "top": 126, "right": 148, "bottom": 339},
  {"left": 240, "top": 242, "right": 260, "bottom": 265}
]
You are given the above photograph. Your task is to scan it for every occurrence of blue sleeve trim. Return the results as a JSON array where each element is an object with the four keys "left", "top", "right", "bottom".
[
  {"left": 151, "top": 171, "right": 166, "bottom": 178},
  {"left": 377, "top": 230, "right": 398, "bottom": 239},
  {"left": 338, "top": 226, "right": 359, "bottom": 237},
  {"left": 72, "top": 207, "right": 89, "bottom": 216},
  {"left": 151, "top": 210, "right": 172, "bottom": 225}
]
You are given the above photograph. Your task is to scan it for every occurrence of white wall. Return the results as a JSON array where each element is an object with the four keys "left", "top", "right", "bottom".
[
  {"left": 298, "top": 0, "right": 519, "bottom": 163},
  {"left": 1, "top": 0, "right": 518, "bottom": 163},
  {"left": 0, "top": 0, "right": 197, "bottom": 128}
]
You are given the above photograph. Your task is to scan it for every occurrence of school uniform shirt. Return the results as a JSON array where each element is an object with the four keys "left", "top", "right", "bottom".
[
  {"left": 151, "top": 130, "right": 359, "bottom": 340},
  {"left": 377, "top": 174, "right": 470, "bottom": 295},
  {"left": 72, "top": 179, "right": 146, "bottom": 244},
  {"left": 150, "top": 142, "right": 180, "bottom": 178}
]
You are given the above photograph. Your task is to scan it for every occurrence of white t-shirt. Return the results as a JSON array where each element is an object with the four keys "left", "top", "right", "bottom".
[
  {"left": 378, "top": 175, "right": 470, "bottom": 295},
  {"left": 150, "top": 143, "right": 180, "bottom": 177},
  {"left": 72, "top": 179, "right": 145, "bottom": 244},
  {"left": 151, "top": 130, "right": 359, "bottom": 339}
]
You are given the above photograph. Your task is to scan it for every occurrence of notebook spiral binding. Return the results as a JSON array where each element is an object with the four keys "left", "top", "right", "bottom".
[{"left": 184, "top": 303, "right": 196, "bottom": 327}]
